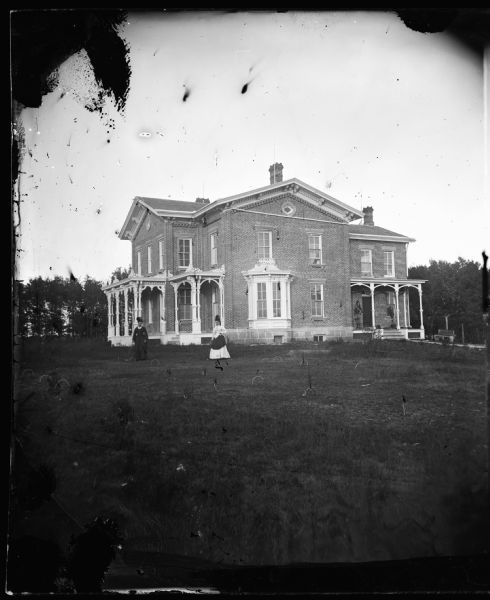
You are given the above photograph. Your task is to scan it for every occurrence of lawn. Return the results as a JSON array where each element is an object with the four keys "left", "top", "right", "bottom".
[{"left": 12, "top": 337, "right": 488, "bottom": 567}]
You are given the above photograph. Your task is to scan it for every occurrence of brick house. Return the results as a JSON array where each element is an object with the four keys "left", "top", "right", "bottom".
[{"left": 103, "top": 164, "right": 425, "bottom": 345}]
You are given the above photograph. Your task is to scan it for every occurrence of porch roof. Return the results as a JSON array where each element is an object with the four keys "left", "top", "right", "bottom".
[
  {"left": 103, "top": 267, "right": 225, "bottom": 291},
  {"left": 351, "top": 278, "right": 426, "bottom": 288}
]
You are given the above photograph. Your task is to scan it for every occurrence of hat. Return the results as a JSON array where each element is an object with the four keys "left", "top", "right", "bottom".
[{"left": 137, "top": 317, "right": 143, "bottom": 323}]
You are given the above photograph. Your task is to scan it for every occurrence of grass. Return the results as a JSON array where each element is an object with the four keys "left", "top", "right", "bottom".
[{"left": 12, "top": 337, "right": 488, "bottom": 566}]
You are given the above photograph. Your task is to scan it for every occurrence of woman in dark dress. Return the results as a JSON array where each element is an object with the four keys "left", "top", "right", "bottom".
[{"left": 132, "top": 317, "right": 148, "bottom": 360}]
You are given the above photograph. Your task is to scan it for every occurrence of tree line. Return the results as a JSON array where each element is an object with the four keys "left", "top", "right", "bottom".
[
  {"left": 14, "top": 259, "right": 487, "bottom": 344},
  {"left": 408, "top": 257, "right": 487, "bottom": 344}
]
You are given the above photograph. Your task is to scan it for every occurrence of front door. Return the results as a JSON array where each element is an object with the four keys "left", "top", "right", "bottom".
[
  {"left": 362, "top": 295, "right": 373, "bottom": 328},
  {"left": 200, "top": 281, "right": 220, "bottom": 333}
]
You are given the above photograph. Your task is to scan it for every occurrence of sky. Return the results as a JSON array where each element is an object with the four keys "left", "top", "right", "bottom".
[{"left": 14, "top": 10, "right": 487, "bottom": 283}]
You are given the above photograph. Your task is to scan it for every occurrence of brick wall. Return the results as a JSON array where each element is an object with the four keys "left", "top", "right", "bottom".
[
  {"left": 222, "top": 195, "right": 353, "bottom": 332},
  {"left": 350, "top": 239, "right": 408, "bottom": 279},
  {"left": 132, "top": 211, "right": 168, "bottom": 274}
]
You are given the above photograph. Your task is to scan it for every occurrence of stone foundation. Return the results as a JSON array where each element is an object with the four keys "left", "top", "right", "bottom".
[{"left": 226, "top": 326, "right": 353, "bottom": 344}]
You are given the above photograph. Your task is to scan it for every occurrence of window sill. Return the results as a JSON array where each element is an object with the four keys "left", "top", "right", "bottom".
[
  {"left": 311, "top": 316, "right": 325, "bottom": 321},
  {"left": 310, "top": 263, "right": 323, "bottom": 268}
]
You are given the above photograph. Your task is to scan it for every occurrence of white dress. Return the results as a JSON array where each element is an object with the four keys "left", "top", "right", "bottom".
[{"left": 209, "top": 325, "right": 231, "bottom": 359}]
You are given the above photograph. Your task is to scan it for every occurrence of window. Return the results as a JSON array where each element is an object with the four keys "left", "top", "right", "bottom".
[
  {"left": 257, "top": 282, "right": 267, "bottom": 318},
  {"left": 361, "top": 249, "right": 373, "bottom": 277},
  {"left": 313, "top": 334, "right": 324, "bottom": 342},
  {"left": 159, "top": 240, "right": 164, "bottom": 270},
  {"left": 309, "top": 235, "right": 322, "bottom": 265},
  {"left": 310, "top": 283, "right": 324, "bottom": 317},
  {"left": 178, "top": 238, "right": 192, "bottom": 268},
  {"left": 257, "top": 231, "right": 272, "bottom": 259},
  {"left": 384, "top": 251, "right": 394, "bottom": 277},
  {"left": 210, "top": 232, "right": 218, "bottom": 266},
  {"left": 147, "top": 246, "right": 152, "bottom": 274},
  {"left": 137, "top": 250, "right": 142, "bottom": 275},
  {"left": 147, "top": 298, "right": 152, "bottom": 324},
  {"left": 272, "top": 282, "right": 281, "bottom": 317},
  {"left": 244, "top": 274, "right": 291, "bottom": 325}
]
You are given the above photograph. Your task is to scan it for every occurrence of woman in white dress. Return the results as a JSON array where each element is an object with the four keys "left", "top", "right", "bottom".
[{"left": 209, "top": 315, "right": 230, "bottom": 370}]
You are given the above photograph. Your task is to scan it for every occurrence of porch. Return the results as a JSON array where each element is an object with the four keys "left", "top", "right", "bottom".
[
  {"left": 350, "top": 278, "right": 426, "bottom": 340},
  {"left": 102, "top": 266, "right": 225, "bottom": 346}
]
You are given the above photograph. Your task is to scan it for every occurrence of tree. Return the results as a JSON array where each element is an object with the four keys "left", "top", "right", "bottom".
[
  {"left": 82, "top": 276, "right": 108, "bottom": 338},
  {"left": 18, "top": 275, "right": 108, "bottom": 339},
  {"left": 409, "top": 258, "right": 485, "bottom": 343},
  {"left": 111, "top": 265, "right": 131, "bottom": 281}
]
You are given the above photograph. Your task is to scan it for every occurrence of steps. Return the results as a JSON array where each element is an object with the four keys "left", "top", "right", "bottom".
[{"left": 380, "top": 329, "right": 406, "bottom": 341}]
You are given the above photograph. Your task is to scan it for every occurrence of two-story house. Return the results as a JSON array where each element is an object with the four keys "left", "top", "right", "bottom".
[{"left": 103, "top": 164, "right": 425, "bottom": 345}]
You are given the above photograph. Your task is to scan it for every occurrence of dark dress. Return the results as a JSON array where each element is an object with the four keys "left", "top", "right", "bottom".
[{"left": 132, "top": 325, "right": 148, "bottom": 360}]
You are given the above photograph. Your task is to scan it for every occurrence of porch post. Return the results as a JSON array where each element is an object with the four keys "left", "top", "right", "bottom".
[
  {"left": 196, "top": 277, "right": 203, "bottom": 333},
  {"left": 106, "top": 292, "right": 112, "bottom": 339},
  {"left": 147, "top": 288, "right": 153, "bottom": 325},
  {"left": 171, "top": 283, "right": 180, "bottom": 334},
  {"left": 124, "top": 287, "right": 129, "bottom": 336},
  {"left": 395, "top": 283, "right": 400, "bottom": 330},
  {"left": 132, "top": 285, "right": 137, "bottom": 324},
  {"left": 402, "top": 288, "right": 408, "bottom": 327},
  {"left": 370, "top": 283, "right": 375, "bottom": 328},
  {"left": 406, "top": 290, "right": 411, "bottom": 327},
  {"left": 418, "top": 284, "right": 425, "bottom": 338},
  {"left": 159, "top": 285, "right": 166, "bottom": 334},
  {"left": 137, "top": 284, "right": 142, "bottom": 318},
  {"left": 219, "top": 277, "right": 225, "bottom": 327},
  {"left": 115, "top": 291, "right": 120, "bottom": 337},
  {"left": 187, "top": 278, "right": 201, "bottom": 334}
]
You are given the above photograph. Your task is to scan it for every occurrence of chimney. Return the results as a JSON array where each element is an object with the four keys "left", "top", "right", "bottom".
[
  {"left": 195, "top": 197, "right": 210, "bottom": 204},
  {"left": 269, "top": 163, "right": 283, "bottom": 185},
  {"left": 363, "top": 206, "right": 374, "bottom": 226}
]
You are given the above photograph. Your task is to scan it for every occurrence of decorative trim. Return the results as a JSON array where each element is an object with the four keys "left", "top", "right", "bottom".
[
  {"left": 281, "top": 200, "right": 296, "bottom": 216},
  {"left": 172, "top": 221, "right": 199, "bottom": 228},
  {"left": 350, "top": 233, "right": 415, "bottom": 243}
]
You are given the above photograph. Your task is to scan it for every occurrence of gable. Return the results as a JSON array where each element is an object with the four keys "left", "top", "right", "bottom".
[
  {"left": 119, "top": 197, "right": 201, "bottom": 240},
  {"left": 132, "top": 211, "right": 166, "bottom": 246},
  {"left": 194, "top": 178, "right": 363, "bottom": 223},
  {"left": 231, "top": 192, "right": 349, "bottom": 224},
  {"left": 225, "top": 182, "right": 361, "bottom": 224}
]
